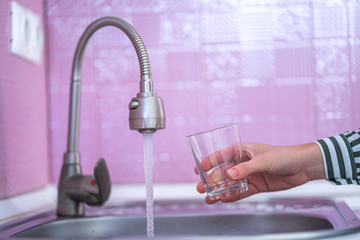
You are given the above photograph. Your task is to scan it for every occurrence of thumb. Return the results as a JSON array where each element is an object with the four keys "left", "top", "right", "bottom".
[
  {"left": 226, "top": 143, "right": 276, "bottom": 180},
  {"left": 226, "top": 158, "right": 265, "bottom": 181}
]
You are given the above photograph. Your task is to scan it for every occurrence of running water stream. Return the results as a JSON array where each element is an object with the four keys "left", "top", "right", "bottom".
[{"left": 143, "top": 132, "right": 154, "bottom": 238}]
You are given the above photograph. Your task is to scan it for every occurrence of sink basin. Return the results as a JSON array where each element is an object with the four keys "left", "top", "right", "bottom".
[
  {"left": 10, "top": 214, "right": 333, "bottom": 238},
  {"left": 2, "top": 198, "right": 360, "bottom": 239}
]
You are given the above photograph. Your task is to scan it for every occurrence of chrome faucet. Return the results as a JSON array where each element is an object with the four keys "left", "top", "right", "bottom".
[{"left": 57, "top": 16, "right": 166, "bottom": 217}]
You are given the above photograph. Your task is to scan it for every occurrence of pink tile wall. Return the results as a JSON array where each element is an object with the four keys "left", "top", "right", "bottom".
[
  {"left": 0, "top": 0, "right": 49, "bottom": 199},
  {"left": 45, "top": 0, "right": 360, "bottom": 184}
]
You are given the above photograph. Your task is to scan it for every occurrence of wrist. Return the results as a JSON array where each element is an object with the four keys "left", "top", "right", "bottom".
[{"left": 299, "top": 142, "right": 326, "bottom": 181}]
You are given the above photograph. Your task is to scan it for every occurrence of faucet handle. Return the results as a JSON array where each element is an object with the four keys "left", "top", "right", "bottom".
[{"left": 89, "top": 158, "right": 111, "bottom": 206}]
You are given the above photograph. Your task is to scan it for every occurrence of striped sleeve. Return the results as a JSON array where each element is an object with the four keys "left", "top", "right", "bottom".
[{"left": 315, "top": 129, "right": 360, "bottom": 185}]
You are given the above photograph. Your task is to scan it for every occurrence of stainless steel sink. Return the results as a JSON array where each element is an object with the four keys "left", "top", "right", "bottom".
[
  {"left": 2, "top": 198, "right": 360, "bottom": 239},
  {"left": 11, "top": 214, "right": 334, "bottom": 238}
]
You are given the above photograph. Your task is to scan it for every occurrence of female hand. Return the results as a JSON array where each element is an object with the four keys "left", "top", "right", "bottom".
[{"left": 196, "top": 142, "right": 325, "bottom": 204}]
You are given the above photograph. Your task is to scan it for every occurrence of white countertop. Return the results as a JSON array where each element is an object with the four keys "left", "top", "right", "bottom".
[
  {"left": 112, "top": 180, "right": 360, "bottom": 212},
  {"left": 1, "top": 180, "right": 360, "bottom": 221},
  {"left": 1, "top": 180, "right": 360, "bottom": 239}
]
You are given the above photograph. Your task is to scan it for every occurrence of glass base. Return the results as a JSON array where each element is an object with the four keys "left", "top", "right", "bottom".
[{"left": 206, "top": 179, "right": 248, "bottom": 200}]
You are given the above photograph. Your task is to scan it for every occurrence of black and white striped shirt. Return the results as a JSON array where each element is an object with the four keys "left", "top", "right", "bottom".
[{"left": 315, "top": 129, "right": 360, "bottom": 185}]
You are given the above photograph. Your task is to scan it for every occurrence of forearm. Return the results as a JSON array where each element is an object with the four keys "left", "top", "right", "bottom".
[{"left": 315, "top": 129, "right": 360, "bottom": 185}]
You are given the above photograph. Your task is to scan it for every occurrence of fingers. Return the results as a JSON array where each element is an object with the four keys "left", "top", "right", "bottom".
[
  {"left": 196, "top": 181, "right": 205, "bottom": 193},
  {"left": 225, "top": 160, "right": 260, "bottom": 181},
  {"left": 202, "top": 180, "right": 261, "bottom": 204},
  {"left": 220, "top": 182, "right": 259, "bottom": 203},
  {"left": 199, "top": 144, "right": 240, "bottom": 172},
  {"left": 197, "top": 179, "right": 260, "bottom": 204},
  {"left": 197, "top": 182, "right": 220, "bottom": 204},
  {"left": 205, "top": 195, "right": 220, "bottom": 204},
  {"left": 225, "top": 143, "right": 276, "bottom": 181},
  {"left": 205, "top": 161, "right": 234, "bottom": 184}
]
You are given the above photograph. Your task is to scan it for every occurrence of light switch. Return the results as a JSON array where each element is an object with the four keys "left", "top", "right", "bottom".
[{"left": 10, "top": 1, "right": 44, "bottom": 64}]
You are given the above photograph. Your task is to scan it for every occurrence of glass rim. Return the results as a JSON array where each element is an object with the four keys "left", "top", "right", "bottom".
[{"left": 186, "top": 123, "right": 239, "bottom": 138}]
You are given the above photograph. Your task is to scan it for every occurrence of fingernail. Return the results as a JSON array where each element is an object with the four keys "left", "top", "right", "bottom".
[{"left": 227, "top": 168, "right": 239, "bottom": 179}]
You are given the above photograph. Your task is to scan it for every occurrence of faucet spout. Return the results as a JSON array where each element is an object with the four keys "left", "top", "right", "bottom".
[
  {"left": 67, "top": 16, "right": 165, "bottom": 153},
  {"left": 58, "top": 16, "right": 166, "bottom": 217}
]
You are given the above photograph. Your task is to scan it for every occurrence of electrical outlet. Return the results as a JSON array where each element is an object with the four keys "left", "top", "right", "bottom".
[{"left": 10, "top": 1, "right": 44, "bottom": 64}]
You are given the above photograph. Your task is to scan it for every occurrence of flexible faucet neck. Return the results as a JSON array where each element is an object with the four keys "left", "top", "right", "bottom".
[{"left": 71, "top": 16, "right": 151, "bottom": 82}]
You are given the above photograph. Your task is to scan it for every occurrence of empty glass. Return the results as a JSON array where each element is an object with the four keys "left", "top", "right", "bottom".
[{"left": 187, "top": 123, "right": 248, "bottom": 200}]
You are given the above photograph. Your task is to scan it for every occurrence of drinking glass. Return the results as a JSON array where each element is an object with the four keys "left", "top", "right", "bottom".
[{"left": 187, "top": 123, "right": 248, "bottom": 200}]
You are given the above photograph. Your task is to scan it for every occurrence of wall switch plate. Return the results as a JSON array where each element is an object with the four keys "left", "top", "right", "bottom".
[{"left": 10, "top": 1, "right": 44, "bottom": 64}]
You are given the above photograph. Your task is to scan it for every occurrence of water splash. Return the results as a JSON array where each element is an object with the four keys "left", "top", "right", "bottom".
[{"left": 143, "top": 132, "right": 154, "bottom": 238}]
